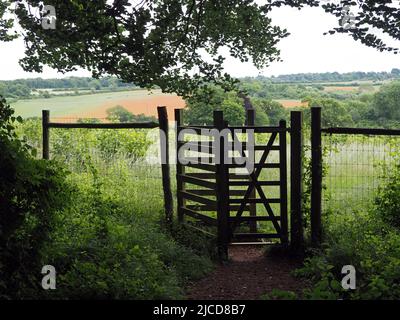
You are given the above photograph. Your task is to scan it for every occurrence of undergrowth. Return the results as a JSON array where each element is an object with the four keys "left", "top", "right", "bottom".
[{"left": 2, "top": 115, "right": 214, "bottom": 300}]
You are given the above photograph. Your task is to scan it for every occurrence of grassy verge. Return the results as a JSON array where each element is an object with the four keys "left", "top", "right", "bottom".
[
  {"left": 35, "top": 168, "right": 214, "bottom": 299},
  {"left": 11, "top": 120, "right": 214, "bottom": 299}
]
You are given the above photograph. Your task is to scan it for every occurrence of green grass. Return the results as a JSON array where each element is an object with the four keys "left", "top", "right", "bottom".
[{"left": 11, "top": 89, "right": 164, "bottom": 119}]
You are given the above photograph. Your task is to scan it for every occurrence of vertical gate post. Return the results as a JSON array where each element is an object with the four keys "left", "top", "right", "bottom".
[
  {"left": 175, "top": 109, "right": 185, "bottom": 223},
  {"left": 214, "top": 110, "right": 229, "bottom": 260},
  {"left": 279, "top": 120, "right": 289, "bottom": 246},
  {"left": 42, "top": 110, "right": 50, "bottom": 160},
  {"left": 157, "top": 106, "right": 173, "bottom": 224},
  {"left": 246, "top": 109, "right": 257, "bottom": 233},
  {"left": 290, "top": 111, "right": 304, "bottom": 254},
  {"left": 311, "top": 107, "right": 322, "bottom": 246}
]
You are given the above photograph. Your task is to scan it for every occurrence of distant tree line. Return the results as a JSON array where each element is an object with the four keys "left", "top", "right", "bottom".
[
  {"left": 185, "top": 80, "right": 400, "bottom": 129},
  {"left": 0, "top": 77, "right": 136, "bottom": 100},
  {"left": 245, "top": 69, "right": 400, "bottom": 84},
  {"left": 3, "top": 69, "right": 400, "bottom": 101}
]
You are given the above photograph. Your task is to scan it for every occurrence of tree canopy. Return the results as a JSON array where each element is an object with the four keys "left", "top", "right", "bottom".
[
  {"left": 1, "top": 1, "right": 399, "bottom": 96},
  {"left": 184, "top": 86, "right": 246, "bottom": 125},
  {"left": 305, "top": 96, "right": 354, "bottom": 127},
  {"left": 369, "top": 81, "right": 400, "bottom": 125}
]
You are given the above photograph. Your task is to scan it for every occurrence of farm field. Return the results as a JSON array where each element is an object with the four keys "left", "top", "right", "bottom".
[
  {"left": 323, "top": 86, "right": 359, "bottom": 92},
  {"left": 11, "top": 89, "right": 186, "bottom": 120},
  {"left": 12, "top": 89, "right": 311, "bottom": 121},
  {"left": 275, "top": 99, "right": 308, "bottom": 108}
]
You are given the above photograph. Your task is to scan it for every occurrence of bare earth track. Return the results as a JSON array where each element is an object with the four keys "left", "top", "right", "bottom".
[{"left": 187, "top": 246, "right": 306, "bottom": 300}]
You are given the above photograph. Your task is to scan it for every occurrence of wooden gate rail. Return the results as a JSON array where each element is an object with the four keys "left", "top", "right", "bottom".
[
  {"left": 228, "top": 131, "right": 282, "bottom": 237},
  {"left": 175, "top": 109, "right": 219, "bottom": 229}
]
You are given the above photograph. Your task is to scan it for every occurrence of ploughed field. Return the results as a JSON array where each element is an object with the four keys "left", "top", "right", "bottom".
[{"left": 12, "top": 89, "right": 186, "bottom": 120}]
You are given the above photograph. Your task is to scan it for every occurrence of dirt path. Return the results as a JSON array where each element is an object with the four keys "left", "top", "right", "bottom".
[{"left": 187, "top": 246, "right": 306, "bottom": 300}]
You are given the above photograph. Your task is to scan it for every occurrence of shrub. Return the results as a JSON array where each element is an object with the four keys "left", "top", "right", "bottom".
[
  {"left": 296, "top": 206, "right": 400, "bottom": 299},
  {"left": 39, "top": 170, "right": 213, "bottom": 299},
  {"left": 375, "top": 163, "right": 400, "bottom": 228},
  {"left": 0, "top": 96, "right": 70, "bottom": 299},
  {"left": 10, "top": 104, "right": 213, "bottom": 300},
  {"left": 106, "top": 105, "right": 157, "bottom": 123}
]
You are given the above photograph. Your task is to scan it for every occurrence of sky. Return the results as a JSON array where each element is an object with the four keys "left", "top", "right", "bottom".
[{"left": 0, "top": 5, "right": 399, "bottom": 81}]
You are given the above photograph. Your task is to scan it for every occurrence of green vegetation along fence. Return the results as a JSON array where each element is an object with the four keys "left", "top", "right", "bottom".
[
  {"left": 41, "top": 108, "right": 174, "bottom": 223},
  {"left": 322, "top": 133, "right": 398, "bottom": 210},
  {"left": 310, "top": 107, "right": 400, "bottom": 245}
]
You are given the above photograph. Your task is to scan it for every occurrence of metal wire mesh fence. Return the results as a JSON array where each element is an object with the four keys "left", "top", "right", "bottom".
[
  {"left": 17, "top": 116, "right": 178, "bottom": 203},
  {"left": 322, "top": 133, "right": 399, "bottom": 213}
]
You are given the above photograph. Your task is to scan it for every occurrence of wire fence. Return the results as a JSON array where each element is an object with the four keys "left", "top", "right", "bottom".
[
  {"left": 22, "top": 114, "right": 400, "bottom": 216},
  {"left": 322, "top": 134, "right": 399, "bottom": 213},
  {"left": 19, "top": 116, "right": 176, "bottom": 201}
]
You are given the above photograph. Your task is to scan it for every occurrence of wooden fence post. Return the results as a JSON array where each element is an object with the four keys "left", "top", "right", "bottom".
[
  {"left": 214, "top": 110, "right": 229, "bottom": 260},
  {"left": 290, "top": 111, "right": 304, "bottom": 254},
  {"left": 42, "top": 110, "right": 50, "bottom": 160},
  {"left": 157, "top": 106, "right": 173, "bottom": 224},
  {"left": 175, "top": 109, "right": 185, "bottom": 223},
  {"left": 279, "top": 120, "right": 289, "bottom": 246},
  {"left": 246, "top": 109, "right": 257, "bottom": 233},
  {"left": 311, "top": 107, "right": 322, "bottom": 246}
]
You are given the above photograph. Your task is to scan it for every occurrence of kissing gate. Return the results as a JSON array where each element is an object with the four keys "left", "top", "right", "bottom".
[{"left": 175, "top": 109, "right": 304, "bottom": 259}]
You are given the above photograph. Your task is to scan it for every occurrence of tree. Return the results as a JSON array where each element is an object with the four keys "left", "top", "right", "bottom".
[
  {"left": 370, "top": 81, "right": 400, "bottom": 124},
  {"left": 345, "top": 100, "right": 370, "bottom": 124},
  {"left": 185, "top": 86, "right": 245, "bottom": 125},
  {"left": 220, "top": 97, "right": 246, "bottom": 126},
  {"left": 1, "top": 1, "right": 399, "bottom": 96},
  {"left": 106, "top": 105, "right": 135, "bottom": 122},
  {"left": 253, "top": 98, "right": 288, "bottom": 125},
  {"left": 391, "top": 68, "right": 400, "bottom": 77},
  {"left": 89, "top": 79, "right": 102, "bottom": 91},
  {"left": 305, "top": 97, "right": 354, "bottom": 127},
  {"left": 253, "top": 104, "right": 270, "bottom": 126},
  {"left": 106, "top": 105, "right": 157, "bottom": 123}
]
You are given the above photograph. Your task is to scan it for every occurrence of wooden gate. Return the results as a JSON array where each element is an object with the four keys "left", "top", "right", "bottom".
[{"left": 176, "top": 109, "right": 303, "bottom": 259}]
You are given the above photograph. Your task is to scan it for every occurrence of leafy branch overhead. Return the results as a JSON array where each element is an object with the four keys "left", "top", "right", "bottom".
[{"left": 1, "top": 1, "right": 399, "bottom": 96}]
